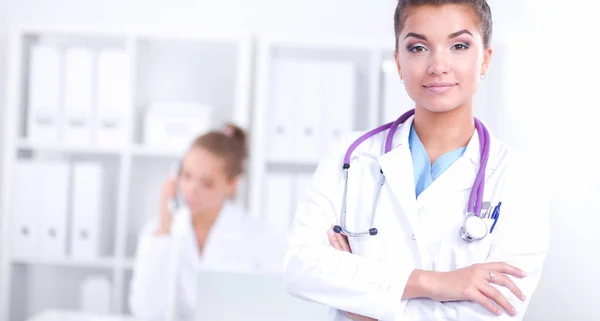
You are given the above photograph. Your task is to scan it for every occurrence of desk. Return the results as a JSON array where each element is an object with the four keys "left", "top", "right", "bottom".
[{"left": 27, "top": 310, "right": 146, "bottom": 321}]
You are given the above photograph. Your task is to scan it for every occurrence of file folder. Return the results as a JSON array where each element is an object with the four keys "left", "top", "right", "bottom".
[
  {"left": 70, "top": 162, "right": 105, "bottom": 259},
  {"left": 96, "top": 49, "right": 130, "bottom": 147},
  {"left": 63, "top": 47, "right": 94, "bottom": 146},
  {"left": 27, "top": 44, "right": 62, "bottom": 144}
]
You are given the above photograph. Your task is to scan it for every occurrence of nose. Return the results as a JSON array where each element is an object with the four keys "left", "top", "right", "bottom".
[{"left": 428, "top": 49, "right": 450, "bottom": 76}]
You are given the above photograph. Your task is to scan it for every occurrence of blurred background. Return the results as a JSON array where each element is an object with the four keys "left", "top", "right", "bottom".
[{"left": 0, "top": 0, "right": 598, "bottom": 320}]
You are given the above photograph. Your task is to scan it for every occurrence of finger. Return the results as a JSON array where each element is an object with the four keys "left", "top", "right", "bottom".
[
  {"left": 491, "top": 273, "right": 526, "bottom": 301},
  {"left": 464, "top": 287, "right": 502, "bottom": 316},
  {"left": 328, "top": 229, "right": 343, "bottom": 251},
  {"left": 480, "top": 282, "right": 516, "bottom": 316},
  {"left": 343, "top": 311, "right": 376, "bottom": 321},
  {"left": 334, "top": 232, "right": 351, "bottom": 253},
  {"left": 484, "top": 262, "right": 527, "bottom": 278}
]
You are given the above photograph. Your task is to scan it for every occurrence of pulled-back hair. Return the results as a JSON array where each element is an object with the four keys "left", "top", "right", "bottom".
[
  {"left": 191, "top": 123, "right": 248, "bottom": 179},
  {"left": 394, "top": 0, "right": 493, "bottom": 49}
]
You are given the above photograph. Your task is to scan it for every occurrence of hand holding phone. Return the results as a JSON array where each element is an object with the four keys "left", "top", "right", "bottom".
[{"left": 156, "top": 163, "right": 181, "bottom": 235}]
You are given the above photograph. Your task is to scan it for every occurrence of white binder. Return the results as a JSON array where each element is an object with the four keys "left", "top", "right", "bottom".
[
  {"left": 70, "top": 162, "right": 104, "bottom": 259},
  {"left": 267, "top": 58, "right": 298, "bottom": 163},
  {"left": 11, "top": 161, "right": 40, "bottom": 258},
  {"left": 294, "top": 61, "right": 323, "bottom": 163},
  {"left": 63, "top": 47, "right": 94, "bottom": 146},
  {"left": 37, "top": 161, "right": 70, "bottom": 259},
  {"left": 321, "top": 61, "right": 356, "bottom": 156},
  {"left": 27, "top": 44, "right": 62, "bottom": 144},
  {"left": 263, "top": 173, "right": 293, "bottom": 231},
  {"left": 96, "top": 49, "right": 130, "bottom": 147}
]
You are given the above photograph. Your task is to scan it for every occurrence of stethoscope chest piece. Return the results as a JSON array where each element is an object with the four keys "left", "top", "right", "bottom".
[{"left": 460, "top": 213, "right": 488, "bottom": 243}]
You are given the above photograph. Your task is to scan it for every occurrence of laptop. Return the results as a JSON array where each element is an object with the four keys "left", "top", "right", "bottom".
[{"left": 195, "top": 270, "right": 332, "bottom": 321}]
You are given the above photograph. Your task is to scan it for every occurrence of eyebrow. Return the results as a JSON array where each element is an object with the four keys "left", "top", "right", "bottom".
[{"left": 404, "top": 29, "right": 473, "bottom": 41}]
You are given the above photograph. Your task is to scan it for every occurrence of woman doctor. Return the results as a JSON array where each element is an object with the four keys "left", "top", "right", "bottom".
[
  {"left": 284, "top": 1, "right": 550, "bottom": 321},
  {"left": 129, "top": 124, "right": 285, "bottom": 321}
]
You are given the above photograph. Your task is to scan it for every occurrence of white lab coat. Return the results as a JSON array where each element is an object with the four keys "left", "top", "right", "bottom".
[
  {"left": 284, "top": 115, "right": 551, "bottom": 321},
  {"left": 129, "top": 201, "right": 286, "bottom": 321}
]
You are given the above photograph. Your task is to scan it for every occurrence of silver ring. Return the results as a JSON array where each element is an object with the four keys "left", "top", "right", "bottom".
[{"left": 489, "top": 271, "right": 495, "bottom": 283}]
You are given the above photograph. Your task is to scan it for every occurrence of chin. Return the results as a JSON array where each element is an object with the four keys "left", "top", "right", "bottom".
[{"left": 417, "top": 97, "right": 469, "bottom": 114}]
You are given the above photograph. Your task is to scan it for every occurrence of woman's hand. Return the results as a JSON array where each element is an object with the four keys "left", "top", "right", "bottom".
[
  {"left": 326, "top": 227, "right": 527, "bottom": 317},
  {"left": 429, "top": 262, "right": 527, "bottom": 316},
  {"left": 342, "top": 312, "right": 378, "bottom": 321},
  {"left": 327, "top": 227, "right": 377, "bottom": 321},
  {"left": 156, "top": 178, "right": 178, "bottom": 235}
]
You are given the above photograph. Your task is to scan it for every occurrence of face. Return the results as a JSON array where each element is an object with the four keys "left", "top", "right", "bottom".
[
  {"left": 178, "top": 146, "right": 238, "bottom": 215},
  {"left": 394, "top": 4, "right": 492, "bottom": 113}
]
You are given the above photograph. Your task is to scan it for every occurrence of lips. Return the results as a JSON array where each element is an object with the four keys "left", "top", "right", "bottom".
[{"left": 423, "top": 82, "right": 457, "bottom": 94}]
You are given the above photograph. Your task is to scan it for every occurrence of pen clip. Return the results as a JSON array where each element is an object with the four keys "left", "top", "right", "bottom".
[{"left": 490, "top": 202, "right": 502, "bottom": 233}]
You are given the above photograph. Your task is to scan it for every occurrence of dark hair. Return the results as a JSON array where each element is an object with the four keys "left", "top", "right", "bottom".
[
  {"left": 394, "top": 0, "right": 493, "bottom": 50},
  {"left": 191, "top": 123, "right": 248, "bottom": 179}
]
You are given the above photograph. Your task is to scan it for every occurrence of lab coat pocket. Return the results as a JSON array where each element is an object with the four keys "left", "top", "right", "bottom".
[
  {"left": 435, "top": 225, "right": 493, "bottom": 270},
  {"left": 348, "top": 235, "right": 383, "bottom": 260}
]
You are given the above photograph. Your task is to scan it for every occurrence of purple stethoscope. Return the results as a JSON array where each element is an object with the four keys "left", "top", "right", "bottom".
[{"left": 333, "top": 108, "right": 491, "bottom": 243}]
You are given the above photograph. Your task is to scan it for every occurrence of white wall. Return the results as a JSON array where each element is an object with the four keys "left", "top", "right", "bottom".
[
  {"left": 5, "top": 0, "right": 393, "bottom": 38},
  {"left": 0, "top": 0, "right": 8, "bottom": 291},
  {"left": 521, "top": 2, "right": 600, "bottom": 320},
  {"left": 1, "top": 0, "right": 599, "bottom": 320},
  {"left": 4, "top": 0, "right": 535, "bottom": 41}
]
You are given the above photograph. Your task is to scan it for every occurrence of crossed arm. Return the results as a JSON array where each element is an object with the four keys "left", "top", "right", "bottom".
[{"left": 328, "top": 228, "right": 532, "bottom": 321}]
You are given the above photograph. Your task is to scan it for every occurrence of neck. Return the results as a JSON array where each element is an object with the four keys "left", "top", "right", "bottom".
[
  {"left": 413, "top": 104, "right": 475, "bottom": 163},
  {"left": 191, "top": 204, "right": 223, "bottom": 231}
]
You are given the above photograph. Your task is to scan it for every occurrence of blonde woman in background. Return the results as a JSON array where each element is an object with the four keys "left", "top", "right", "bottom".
[{"left": 129, "top": 124, "right": 285, "bottom": 321}]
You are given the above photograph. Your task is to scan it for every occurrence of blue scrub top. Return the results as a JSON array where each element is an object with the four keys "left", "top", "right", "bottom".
[{"left": 409, "top": 124, "right": 467, "bottom": 198}]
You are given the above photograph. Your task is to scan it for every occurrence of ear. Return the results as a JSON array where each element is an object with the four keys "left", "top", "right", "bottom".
[
  {"left": 394, "top": 51, "right": 403, "bottom": 81},
  {"left": 481, "top": 47, "right": 493, "bottom": 76}
]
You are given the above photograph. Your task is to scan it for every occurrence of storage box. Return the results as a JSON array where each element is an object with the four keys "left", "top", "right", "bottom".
[{"left": 143, "top": 102, "right": 213, "bottom": 151}]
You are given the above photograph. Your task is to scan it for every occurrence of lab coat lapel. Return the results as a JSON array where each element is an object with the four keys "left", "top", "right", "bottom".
[
  {"left": 198, "top": 203, "right": 233, "bottom": 259},
  {"left": 377, "top": 118, "right": 419, "bottom": 232},
  {"left": 415, "top": 128, "right": 481, "bottom": 211}
]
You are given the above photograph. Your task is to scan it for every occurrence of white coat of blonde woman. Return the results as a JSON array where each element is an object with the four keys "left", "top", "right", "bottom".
[{"left": 129, "top": 124, "right": 286, "bottom": 321}]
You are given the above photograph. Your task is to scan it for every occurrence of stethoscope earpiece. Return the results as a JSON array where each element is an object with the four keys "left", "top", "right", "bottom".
[{"left": 333, "top": 225, "right": 343, "bottom": 234}]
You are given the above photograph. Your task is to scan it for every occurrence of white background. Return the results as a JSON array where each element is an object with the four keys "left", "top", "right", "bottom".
[{"left": 0, "top": 0, "right": 599, "bottom": 320}]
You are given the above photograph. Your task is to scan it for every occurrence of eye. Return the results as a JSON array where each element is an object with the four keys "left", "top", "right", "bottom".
[
  {"left": 408, "top": 45, "right": 427, "bottom": 53},
  {"left": 452, "top": 43, "right": 469, "bottom": 50}
]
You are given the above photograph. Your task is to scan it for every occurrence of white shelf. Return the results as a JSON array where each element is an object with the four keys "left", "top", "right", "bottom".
[
  {"left": 1, "top": 27, "right": 391, "bottom": 321},
  {"left": 12, "top": 256, "right": 118, "bottom": 269},
  {"left": 1, "top": 25, "right": 254, "bottom": 321},
  {"left": 17, "top": 139, "right": 125, "bottom": 155},
  {"left": 130, "top": 144, "right": 182, "bottom": 158},
  {"left": 122, "top": 259, "right": 134, "bottom": 270}
]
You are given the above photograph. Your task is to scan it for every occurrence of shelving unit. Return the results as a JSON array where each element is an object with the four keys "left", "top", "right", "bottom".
[
  {"left": 247, "top": 35, "right": 393, "bottom": 229},
  {"left": 0, "top": 25, "right": 425, "bottom": 321},
  {"left": 0, "top": 25, "right": 253, "bottom": 321},
  {"left": 10, "top": 265, "right": 115, "bottom": 321}
]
